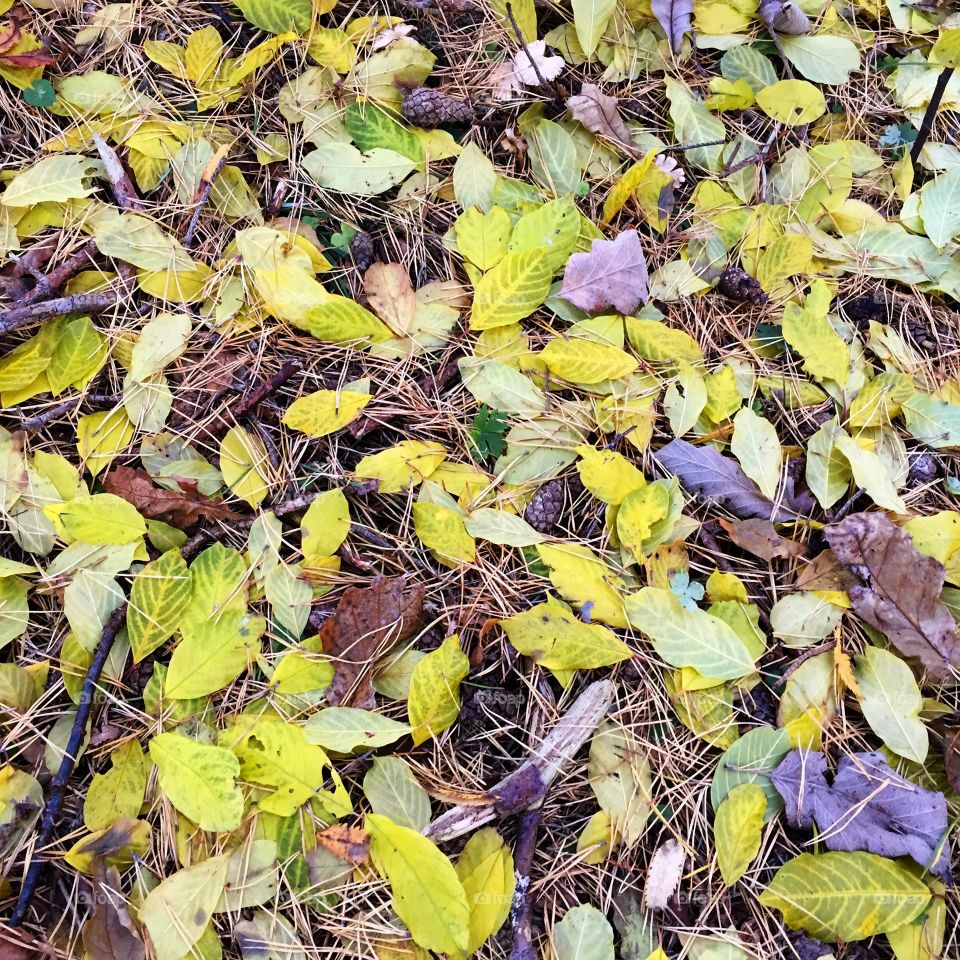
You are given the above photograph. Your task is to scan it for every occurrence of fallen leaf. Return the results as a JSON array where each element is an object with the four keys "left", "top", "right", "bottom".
[
  {"left": 511, "top": 39, "right": 564, "bottom": 87},
  {"left": 82, "top": 861, "right": 145, "bottom": 960},
  {"left": 824, "top": 512, "right": 960, "bottom": 678},
  {"left": 566, "top": 84, "right": 639, "bottom": 157},
  {"left": 718, "top": 518, "right": 806, "bottom": 560},
  {"left": 650, "top": 0, "right": 693, "bottom": 55},
  {"left": 364, "top": 263, "right": 417, "bottom": 336},
  {"left": 657, "top": 439, "right": 795, "bottom": 521},
  {"left": 316, "top": 824, "right": 370, "bottom": 865},
  {"left": 770, "top": 749, "right": 950, "bottom": 879},
  {"left": 559, "top": 229, "right": 649, "bottom": 315},
  {"left": 758, "top": 0, "right": 811, "bottom": 34},
  {"left": 103, "top": 466, "right": 240, "bottom": 529},
  {"left": 944, "top": 728, "right": 960, "bottom": 795},
  {"left": 793, "top": 549, "right": 860, "bottom": 593},
  {"left": 319, "top": 575, "right": 427, "bottom": 708},
  {"left": 644, "top": 838, "right": 685, "bottom": 909}
]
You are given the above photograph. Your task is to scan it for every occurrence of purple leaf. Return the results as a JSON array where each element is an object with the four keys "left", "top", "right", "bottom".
[
  {"left": 558, "top": 229, "right": 649, "bottom": 315},
  {"left": 656, "top": 438, "right": 795, "bottom": 521},
  {"left": 650, "top": 0, "right": 694, "bottom": 55},
  {"left": 770, "top": 750, "right": 951, "bottom": 881}
]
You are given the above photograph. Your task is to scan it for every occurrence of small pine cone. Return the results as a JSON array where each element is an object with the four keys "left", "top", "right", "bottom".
[
  {"left": 402, "top": 87, "right": 474, "bottom": 128},
  {"left": 717, "top": 266, "right": 768, "bottom": 305},
  {"left": 841, "top": 295, "right": 886, "bottom": 329},
  {"left": 524, "top": 479, "right": 564, "bottom": 533},
  {"left": 350, "top": 230, "right": 376, "bottom": 272},
  {"left": 906, "top": 316, "right": 937, "bottom": 353},
  {"left": 908, "top": 451, "right": 939, "bottom": 486}
]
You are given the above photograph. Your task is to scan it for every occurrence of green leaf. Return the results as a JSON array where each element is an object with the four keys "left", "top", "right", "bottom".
[
  {"left": 302, "top": 143, "right": 416, "bottom": 196},
  {"left": 571, "top": 0, "right": 616, "bottom": 54},
  {"left": 408, "top": 635, "right": 469, "bottom": 744},
  {"left": 781, "top": 281, "right": 848, "bottom": 386},
  {"left": 554, "top": 904, "right": 615, "bottom": 960},
  {"left": 366, "top": 813, "right": 471, "bottom": 957},
  {"left": 711, "top": 726, "right": 793, "bottom": 818},
  {"left": 664, "top": 78, "right": 725, "bottom": 171},
  {"left": 345, "top": 102, "right": 424, "bottom": 164},
  {"left": 468, "top": 404, "right": 509, "bottom": 460},
  {"left": 148, "top": 733, "right": 243, "bottom": 832},
  {"left": 779, "top": 35, "right": 860, "bottom": 85},
  {"left": 854, "top": 646, "right": 928, "bottom": 763},
  {"left": 454, "top": 205, "right": 513, "bottom": 272},
  {"left": 715, "top": 783, "right": 766, "bottom": 885},
  {"left": 233, "top": 0, "right": 315, "bottom": 33},
  {"left": 902, "top": 391, "right": 960, "bottom": 449},
  {"left": 23, "top": 78, "right": 56, "bottom": 108},
  {"left": 525, "top": 120, "right": 583, "bottom": 196},
  {"left": 730, "top": 408, "right": 781, "bottom": 500},
  {"left": 760, "top": 851, "right": 932, "bottom": 942},
  {"left": 303, "top": 707, "right": 411, "bottom": 752},
  {"left": 587, "top": 720, "right": 652, "bottom": 848},
  {"left": 363, "top": 756, "right": 432, "bottom": 831},
  {"left": 508, "top": 198, "right": 580, "bottom": 274},
  {"left": 625, "top": 587, "right": 756, "bottom": 680},
  {"left": 128, "top": 549, "right": 192, "bottom": 663}
]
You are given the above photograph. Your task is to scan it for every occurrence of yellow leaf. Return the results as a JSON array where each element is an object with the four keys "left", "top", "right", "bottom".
[
  {"left": 59, "top": 493, "right": 146, "bottom": 545},
  {"left": 64, "top": 818, "right": 150, "bottom": 873},
  {"left": 282, "top": 389, "right": 372, "bottom": 437},
  {"left": 408, "top": 634, "right": 469, "bottom": 744},
  {"left": 367, "top": 813, "right": 470, "bottom": 958},
  {"left": 454, "top": 205, "right": 513, "bottom": 271},
  {"left": 83, "top": 740, "right": 149, "bottom": 831},
  {"left": 715, "top": 782, "right": 766, "bottom": 884},
  {"left": 602, "top": 151, "right": 673, "bottom": 228},
  {"left": 148, "top": 733, "right": 243, "bottom": 832},
  {"left": 756, "top": 79, "right": 826, "bottom": 126},
  {"left": 470, "top": 249, "right": 552, "bottom": 330},
  {"left": 76, "top": 408, "right": 134, "bottom": 477},
  {"left": 616, "top": 483, "right": 671, "bottom": 556},
  {"left": 755, "top": 233, "right": 813, "bottom": 295},
  {"left": 166, "top": 612, "right": 263, "bottom": 699},
  {"left": 455, "top": 828, "right": 515, "bottom": 954},
  {"left": 540, "top": 337, "right": 638, "bottom": 385},
  {"left": 412, "top": 502, "right": 476, "bottom": 567},
  {"left": 930, "top": 28, "right": 960, "bottom": 70},
  {"left": 220, "top": 425, "right": 271, "bottom": 507},
  {"left": 706, "top": 77, "right": 756, "bottom": 111},
  {"left": 354, "top": 440, "right": 446, "bottom": 494},
  {"left": 0, "top": 155, "right": 97, "bottom": 207},
  {"left": 576, "top": 446, "right": 646, "bottom": 505},
  {"left": 128, "top": 549, "right": 192, "bottom": 663},
  {"left": 184, "top": 26, "right": 223, "bottom": 85},
  {"left": 301, "top": 489, "right": 351, "bottom": 557},
  {"left": 536, "top": 543, "right": 627, "bottom": 628}
]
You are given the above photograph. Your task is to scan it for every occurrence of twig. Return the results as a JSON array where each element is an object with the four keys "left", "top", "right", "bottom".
[
  {"left": 92, "top": 134, "right": 143, "bottom": 211},
  {"left": 24, "top": 239, "right": 98, "bottom": 305},
  {"left": 509, "top": 808, "right": 542, "bottom": 960},
  {"left": 764, "top": 27, "right": 795, "bottom": 79},
  {"left": 0, "top": 290, "right": 125, "bottom": 336},
  {"left": 233, "top": 360, "right": 302, "bottom": 419},
  {"left": 184, "top": 144, "right": 231, "bottom": 247},
  {"left": 660, "top": 138, "right": 727, "bottom": 154},
  {"left": 719, "top": 126, "right": 780, "bottom": 177},
  {"left": 426, "top": 679, "right": 614, "bottom": 842},
  {"left": 11, "top": 393, "right": 121, "bottom": 432},
  {"left": 911, "top": 67, "right": 955, "bottom": 164},
  {"left": 9, "top": 605, "right": 128, "bottom": 928}
]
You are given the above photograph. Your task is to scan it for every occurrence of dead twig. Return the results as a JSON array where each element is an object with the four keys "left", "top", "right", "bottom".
[
  {"left": 0, "top": 290, "right": 126, "bottom": 336},
  {"left": 92, "top": 133, "right": 143, "bottom": 211},
  {"left": 233, "top": 359, "right": 302, "bottom": 420},
  {"left": 184, "top": 144, "right": 231, "bottom": 247},
  {"left": 509, "top": 808, "right": 542, "bottom": 960},
  {"left": 9, "top": 605, "right": 128, "bottom": 928},
  {"left": 23, "top": 239, "right": 98, "bottom": 305},
  {"left": 911, "top": 67, "right": 955, "bottom": 164}
]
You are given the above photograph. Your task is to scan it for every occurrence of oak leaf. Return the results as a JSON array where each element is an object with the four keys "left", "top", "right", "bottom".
[
  {"left": 320, "top": 575, "right": 427, "bottom": 708},
  {"left": 824, "top": 512, "right": 960, "bottom": 677}
]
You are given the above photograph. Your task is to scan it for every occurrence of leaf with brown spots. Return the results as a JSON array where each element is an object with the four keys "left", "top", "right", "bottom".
[
  {"left": 718, "top": 518, "right": 806, "bottom": 560},
  {"left": 103, "top": 465, "right": 241, "bottom": 530},
  {"left": 320, "top": 576, "right": 426, "bottom": 708},
  {"left": 316, "top": 824, "right": 370, "bottom": 866}
]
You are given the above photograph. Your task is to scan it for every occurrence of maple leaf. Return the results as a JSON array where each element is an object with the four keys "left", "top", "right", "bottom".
[
  {"left": 103, "top": 465, "right": 241, "bottom": 530},
  {"left": 319, "top": 576, "right": 427, "bottom": 708},
  {"left": 824, "top": 512, "right": 960, "bottom": 678},
  {"left": 558, "top": 229, "right": 649, "bottom": 315},
  {"left": 770, "top": 750, "right": 951, "bottom": 880}
]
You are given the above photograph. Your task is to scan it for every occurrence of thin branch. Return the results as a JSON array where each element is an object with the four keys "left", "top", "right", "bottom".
[
  {"left": 0, "top": 290, "right": 125, "bottom": 336},
  {"left": 233, "top": 359, "right": 302, "bottom": 420},
  {"left": 509, "top": 807, "right": 543, "bottom": 960},
  {"left": 184, "top": 144, "right": 231, "bottom": 247},
  {"left": 911, "top": 67, "right": 955, "bottom": 164},
  {"left": 23, "top": 239, "right": 98, "bottom": 305},
  {"left": 9, "top": 605, "right": 128, "bottom": 928}
]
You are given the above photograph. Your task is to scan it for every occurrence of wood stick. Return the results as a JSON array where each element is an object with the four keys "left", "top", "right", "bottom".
[
  {"left": 9, "top": 605, "right": 128, "bottom": 927},
  {"left": 24, "top": 239, "right": 98, "bottom": 304},
  {"left": 0, "top": 291, "right": 124, "bottom": 336},
  {"left": 233, "top": 359, "right": 302, "bottom": 419},
  {"left": 911, "top": 67, "right": 955, "bottom": 165}
]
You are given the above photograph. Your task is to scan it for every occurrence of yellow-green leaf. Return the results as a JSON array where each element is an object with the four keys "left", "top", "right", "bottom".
[
  {"left": 354, "top": 440, "right": 446, "bottom": 494},
  {"left": 77, "top": 408, "right": 134, "bottom": 477},
  {"left": 470, "top": 249, "right": 552, "bottom": 330},
  {"left": 128, "top": 549, "right": 192, "bottom": 663},
  {"left": 756, "top": 79, "right": 826, "bottom": 126},
  {"left": 60, "top": 494, "right": 146, "bottom": 545},
  {"left": 83, "top": 740, "right": 149, "bottom": 831},
  {"left": 715, "top": 783, "right": 766, "bottom": 885},
  {"left": 408, "top": 634, "right": 469, "bottom": 745},
  {"left": 540, "top": 337, "right": 638, "bottom": 385},
  {"left": 412, "top": 502, "right": 476, "bottom": 567},
  {"left": 220, "top": 425, "right": 271, "bottom": 507},
  {"left": 455, "top": 828, "right": 515, "bottom": 955},
  {"left": 282, "top": 389, "right": 372, "bottom": 438}
]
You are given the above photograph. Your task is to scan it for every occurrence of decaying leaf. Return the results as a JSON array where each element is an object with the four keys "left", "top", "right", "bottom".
[
  {"left": 103, "top": 465, "right": 240, "bottom": 529},
  {"left": 566, "top": 84, "right": 639, "bottom": 157},
  {"left": 316, "top": 824, "right": 370, "bottom": 865},
  {"left": 82, "top": 861, "right": 145, "bottom": 960},
  {"left": 650, "top": 0, "right": 694, "bottom": 55},
  {"left": 644, "top": 839, "right": 685, "bottom": 909},
  {"left": 558, "top": 230, "right": 649, "bottom": 315},
  {"left": 770, "top": 750, "right": 950, "bottom": 879},
  {"left": 825, "top": 512, "right": 960, "bottom": 678},
  {"left": 718, "top": 518, "right": 806, "bottom": 560},
  {"left": 319, "top": 576, "right": 427, "bottom": 708}
]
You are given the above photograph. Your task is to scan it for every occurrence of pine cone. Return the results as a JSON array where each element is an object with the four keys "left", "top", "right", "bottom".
[
  {"left": 402, "top": 87, "right": 474, "bottom": 128},
  {"left": 906, "top": 316, "right": 937, "bottom": 353},
  {"left": 717, "top": 266, "right": 768, "bottom": 305},
  {"left": 350, "top": 230, "right": 376, "bottom": 272},
  {"left": 841, "top": 295, "right": 886, "bottom": 329},
  {"left": 524, "top": 479, "right": 564, "bottom": 533},
  {"left": 908, "top": 451, "right": 939, "bottom": 486}
]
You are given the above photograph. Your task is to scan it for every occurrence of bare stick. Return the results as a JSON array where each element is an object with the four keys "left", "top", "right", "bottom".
[
  {"left": 24, "top": 239, "right": 98, "bottom": 304},
  {"left": 9, "top": 605, "right": 128, "bottom": 927},
  {"left": 92, "top": 134, "right": 143, "bottom": 211},
  {"left": 233, "top": 359, "right": 302, "bottom": 419},
  {"left": 184, "top": 144, "right": 231, "bottom": 248},
  {"left": 0, "top": 290, "right": 124, "bottom": 336},
  {"left": 427, "top": 679, "right": 614, "bottom": 842},
  {"left": 509, "top": 808, "right": 542, "bottom": 960},
  {"left": 911, "top": 67, "right": 955, "bottom": 164}
]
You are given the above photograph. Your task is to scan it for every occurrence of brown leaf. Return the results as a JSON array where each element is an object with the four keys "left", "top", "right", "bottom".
[
  {"left": 82, "top": 862, "right": 145, "bottom": 960},
  {"left": 103, "top": 465, "right": 241, "bottom": 529},
  {"left": 558, "top": 229, "right": 649, "bottom": 315},
  {"left": 824, "top": 512, "right": 960, "bottom": 678},
  {"left": 0, "top": 48, "right": 56, "bottom": 67},
  {"left": 316, "top": 824, "right": 369, "bottom": 865},
  {"left": 566, "top": 84, "right": 639, "bottom": 158},
  {"left": 793, "top": 549, "right": 860, "bottom": 593},
  {"left": 319, "top": 576, "right": 426, "bottom": 708},
  {"left": 364, "top": 262, "right": 416, "bottom": 336},
  {"left": 718, "top": 518, "right": 806, "bottom": 560},
  {"left": 0, "top": 20, "right": 20, "bottom": 54}
]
